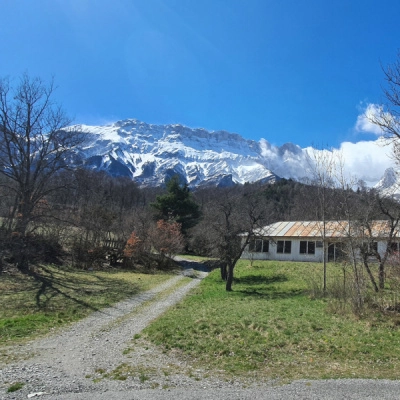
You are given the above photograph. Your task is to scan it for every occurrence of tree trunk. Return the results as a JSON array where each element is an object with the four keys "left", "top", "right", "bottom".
[
  {"left": 220, "top": 263, "right": 227, "bottom": 281},
  {"left": 379, "top": 262, "right": 385, "bottom": 290},
  {"left": 350, "top": 246, "right": 363, "bottom": 312},
  {"left": 7, "top": 196, "right": 19, "bottom": 234},
  {"left": 363, "top": 258, "right": 379, "bottom": 293},
  {"left": 13, "top": 203, "right": 31, "bottom": 272},
  {"left": 12, "top": 236, "right": 29, "bottom": 273},
  {"left": 323, "top": 222, "right": 326, "bottom": 295},
  {"left": 374, "top": 246, "right": 386, "bottom": 290},
  {"left": 225, "top": 264, "right": 234, "bottom": 291}
]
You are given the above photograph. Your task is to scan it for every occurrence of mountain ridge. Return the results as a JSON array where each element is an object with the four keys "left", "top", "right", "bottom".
[
  {"left": 72, "top": 118, "right": 395, "bottom": 192},
  {"left": 75, "top": 119, "right": 283, "bottom": 187},
  {"left": 374, "top": 167, "right": 400, "bottom": 199}
]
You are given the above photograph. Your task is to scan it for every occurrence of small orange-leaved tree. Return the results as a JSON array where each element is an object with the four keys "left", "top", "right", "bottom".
[
  {"left": 123, "top": 231, "right": 142, "bottom": 267},
  {"left": 151, "top": 220, "right": 184, "bottom": 258},
  {"left": 124, "top": 231, "right": 141, "bottom": 258}
]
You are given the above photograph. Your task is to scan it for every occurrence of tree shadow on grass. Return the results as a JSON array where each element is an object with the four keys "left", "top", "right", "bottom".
[
  {"left": 234, "top": 273, "right": 304, "bottom": 299},
  {"left": 238, "top": 287, "right": 304, "bottom": 299},
  {"left": 234, "top": 273, "right": 287, "bottom": 286},
  {"left": 32, "top": 266, "right": 140, "bottom": 311},
  {"left": 34, "top": 274, "right": 99, "bottom": 312}
]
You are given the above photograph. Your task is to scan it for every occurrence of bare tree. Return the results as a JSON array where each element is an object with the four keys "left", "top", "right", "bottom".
[
  {"left": 306, "top": 147, "right": 339, "bottom": 293},
  {"left": 196, "top": 185, "right": 270, "bottom": 291},
  {"left": 371, "top": 195, "right": 400, "bottom": 290},
  {"left": 358, "top": 50, "right": 400, "bottom": 289},
  {"left": 368, "top": 52, "right": 400, "bottom": 163},
  {"left": 0, "top": 74, "right": 84, "bottom": 271}
]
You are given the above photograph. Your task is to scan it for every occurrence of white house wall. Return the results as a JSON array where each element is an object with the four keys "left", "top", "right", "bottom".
[
  {"left": 242, "top": 238, "right": 390, "bottom": 263},
  {"left": 378, "top": 241, "right": 387, "bottom": 255},
  {"left": 241, "top": 221, "right": 399, "bottom": 263},
  {"left": 242, "top": 238, "right": 324, "bottom": 262}
]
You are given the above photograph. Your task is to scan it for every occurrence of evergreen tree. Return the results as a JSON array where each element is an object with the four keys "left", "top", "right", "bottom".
[{"left": 151, "top": 176, "right": 201, "bottom": 234}]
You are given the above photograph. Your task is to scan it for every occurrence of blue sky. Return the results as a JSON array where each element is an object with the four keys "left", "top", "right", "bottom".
[{"left": 1, "top": 0, "right": 400, "bottom": 152}]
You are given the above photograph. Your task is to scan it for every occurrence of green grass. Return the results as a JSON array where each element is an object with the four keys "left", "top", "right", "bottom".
[
  {"left": 91, "top": 363, "right": 157, "bottom": 383},
  {"left": 0, "top": 265, "right": 172, "bottom": 349},
  {"left": 7, "top": 382, "right": 24, "bottom": 392},
  {"left": 144, "top": 260, "right": 400, "bottom": 381}
]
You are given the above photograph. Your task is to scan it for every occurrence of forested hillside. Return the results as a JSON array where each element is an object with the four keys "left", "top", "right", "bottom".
[{"left": 0, "top": 166, "right": 388, "bottom": 272}]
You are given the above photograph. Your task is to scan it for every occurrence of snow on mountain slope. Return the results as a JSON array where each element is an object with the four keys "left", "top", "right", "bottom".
[
  {"left": 72, "top": 118, "right": 395, "bottom": 191},
  {"left": 374, "top": 167, "right": 400, "bottom": 199},
  {"left": 75, "top": 119, "right": 280, "bottom": 187}
]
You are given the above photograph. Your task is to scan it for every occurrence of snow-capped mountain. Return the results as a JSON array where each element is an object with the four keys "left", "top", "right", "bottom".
[
  {"left": 74, "top": 119, "right": 310, "bottom": 187},
  {"left": 71, "top": 118, "right": 395, "bottom": 191},
  {"left": 374, "top": 167, "right": 400, "bottom": 199}
]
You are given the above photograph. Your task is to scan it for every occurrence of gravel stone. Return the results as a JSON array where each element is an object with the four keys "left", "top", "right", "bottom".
[{"left": 1, "top": 259, "right": 400, "bottom": 399}]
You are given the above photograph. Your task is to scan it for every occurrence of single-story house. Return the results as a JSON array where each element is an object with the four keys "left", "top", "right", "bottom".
[{"left": 241, "top": 220, "right": 400, "bottom": 263}]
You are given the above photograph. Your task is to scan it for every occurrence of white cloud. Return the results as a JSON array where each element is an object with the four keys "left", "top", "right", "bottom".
[
  {"left": 355, "top": 103, "right": 384, "bottom": 135},
  {"left": 335, "top": 138, "right": 394, "bottom": 185},
  {"left": 259, "top": 107, "right": 398, "bottom": 187},
  {"left": 259, "top": 136, "right": 395, "bottom": 186}
]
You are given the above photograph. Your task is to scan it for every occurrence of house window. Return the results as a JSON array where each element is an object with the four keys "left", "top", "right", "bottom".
[
  {"left": 277, "top": 240, "right": 291, "bottom": 254},
  {"left": 300, "top": 241, "right": 316, "bottom": 255},
  {"left": 249, "top": 238, "right": 269, "bottom": 253},
  {"left": 390, "top": 242, "right": 399, "bottom": 253},
  {"left": 362, "top": 241, "right": 378, "bottom": 255}
]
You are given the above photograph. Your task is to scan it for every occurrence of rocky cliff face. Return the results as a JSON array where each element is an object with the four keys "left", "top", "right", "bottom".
[
  {"left": 374, "top": 167, "right": 400, "bottom": 199},
  {"left": 74, "top": 119, "right": 282, "bottom": 187},
  {"left": 71, "top": 119, "right": 397, "bottom": 194}
]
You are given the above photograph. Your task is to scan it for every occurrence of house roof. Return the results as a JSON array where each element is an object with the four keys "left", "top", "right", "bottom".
[{"left": 253, "top": 220, "right": 398, "bottom": 239}]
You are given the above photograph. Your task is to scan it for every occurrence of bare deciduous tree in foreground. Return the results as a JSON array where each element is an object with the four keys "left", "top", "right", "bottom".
[
  {"left": 0, "top": 74, "right": 84, "bottom": 271},
  {"left": 194, "top": 185, "right": 271, "bottom": 291},
  {"left": 368, "top": 52, "right": 400, "bottom": 162}
]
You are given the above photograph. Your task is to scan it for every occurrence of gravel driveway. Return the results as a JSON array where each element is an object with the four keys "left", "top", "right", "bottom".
[{"left": 2, "top": 260, "right": 400, "bottom": 400}]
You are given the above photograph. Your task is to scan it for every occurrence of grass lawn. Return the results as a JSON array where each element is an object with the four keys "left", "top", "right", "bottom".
[
  {"left": 0, "top": 265, "right": 172, "bottom": 347},
  {"left": 144, "top": 260, "right": 400, "bottom": 381}
]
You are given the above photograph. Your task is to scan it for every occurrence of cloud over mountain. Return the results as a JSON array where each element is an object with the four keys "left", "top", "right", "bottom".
[{"left": 72, "top": 118, "right": 396, "bottom": 190}]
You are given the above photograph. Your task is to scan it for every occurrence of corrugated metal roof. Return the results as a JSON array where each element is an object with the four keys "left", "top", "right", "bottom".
[{"left": 254, "top": 220, "right": 399, "bottom": 239}]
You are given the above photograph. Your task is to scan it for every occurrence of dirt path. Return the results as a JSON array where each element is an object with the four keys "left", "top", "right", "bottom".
[
  {"left": 1, "top": 261, "right": 215, "bottom": 399},
  {"left": 2, "top": 261, "right": 400, "bottom": 399}
]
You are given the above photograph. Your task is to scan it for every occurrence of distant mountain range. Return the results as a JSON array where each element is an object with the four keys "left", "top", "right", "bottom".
[
  {"left": 71, "top": 119, "right": 398, "bottom": 195},
  {"left": 374, "top": 167, "right": 400, "bottom": 199}
]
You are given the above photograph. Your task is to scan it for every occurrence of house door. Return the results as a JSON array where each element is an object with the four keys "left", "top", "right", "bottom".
[
  {"left": 328, "top": 243, "right": 335, "bottom": 262},
  {"left": 328, "top": 242, "right": 344, "bottom": 262}
]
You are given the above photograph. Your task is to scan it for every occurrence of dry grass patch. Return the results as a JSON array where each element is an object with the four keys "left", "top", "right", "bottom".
[{"left": 0, "top": 265, "right": 172, "bottom": 350}]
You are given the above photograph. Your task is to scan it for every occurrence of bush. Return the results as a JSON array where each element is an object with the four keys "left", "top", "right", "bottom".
[
  {"left": 0, "top": 231, "right": 63, "bottom": 268},
  {"left": 70, "top": 239, "right": 107, "bottom": 269},
  {"left": 27, "top": 234, "right": 63, "bottom": 264}
]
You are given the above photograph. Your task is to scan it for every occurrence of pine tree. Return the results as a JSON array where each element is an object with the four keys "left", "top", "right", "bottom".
[{"left": 151, "top": 176, "right": 201, "bottom": 235}]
